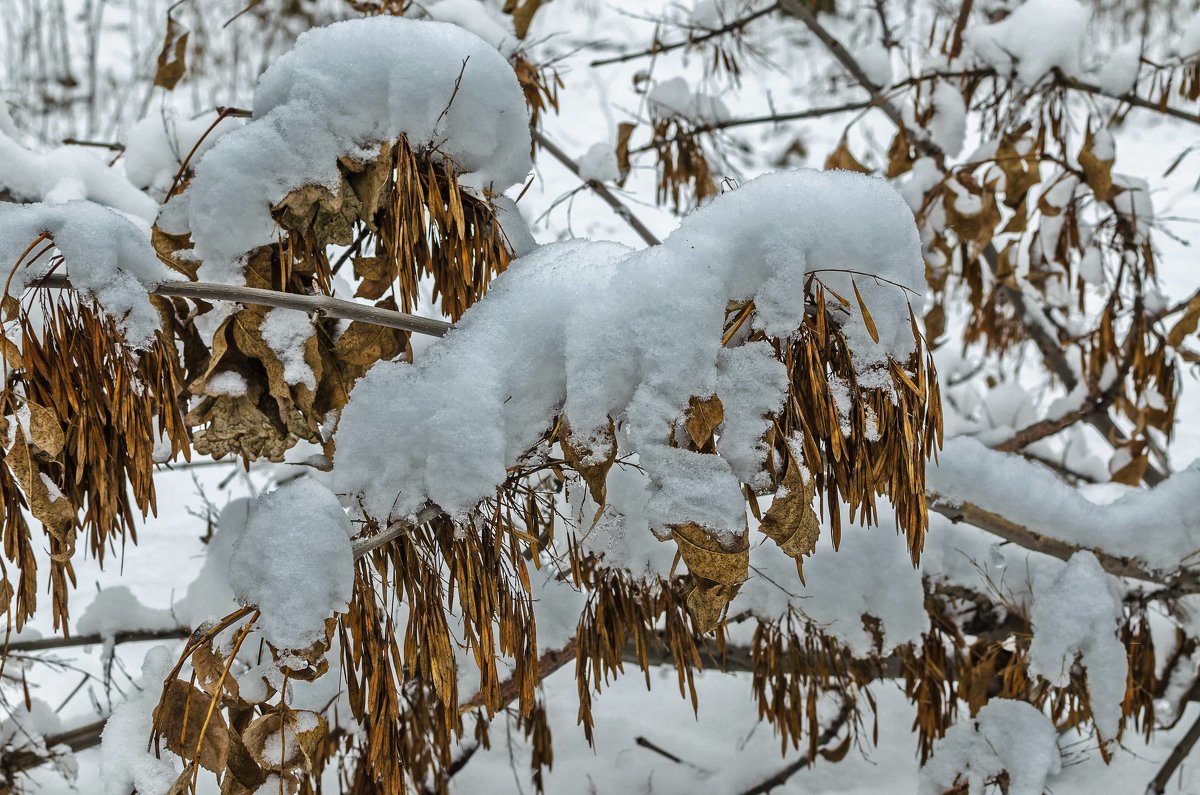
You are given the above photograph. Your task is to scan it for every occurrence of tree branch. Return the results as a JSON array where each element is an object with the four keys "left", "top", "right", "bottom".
[
  {"left": 33, "top": 274, "right": 453, "bottom": 338},
  {"left": 1149, "top": 710, "right": 1200, "bottom": 793},
  {"left": 927, "top": 494, "right": 1200, "bottom": 594},
  {"left": 531, "top": 130, "right": 661, "bottom": 247},
  {"left": 590, "top": 2, "right": 781, "bottom": 67},
  {"left": 736, "top": 697, "right": 853, "bottom": 795}
]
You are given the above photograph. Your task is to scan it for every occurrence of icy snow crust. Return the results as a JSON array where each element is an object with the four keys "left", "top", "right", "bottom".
[
  {"left": 335, "top": 169, "right": 922, "bottom": 540},
  {"left": 180, "top": 16, "right": 532, "bottom": 284},
  {"left": 0, "top": 200, "right": 176, "bottom": 348}
]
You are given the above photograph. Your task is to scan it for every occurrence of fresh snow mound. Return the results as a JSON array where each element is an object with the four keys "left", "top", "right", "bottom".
[
  {"left": 920, "top": 699, "right": 1061, "bottom": 795},
  {"left": 0, "top": 200, "right": 176, "bottom": 348},
  {"left": 100, "top": 646, "right": 181, "bottom": 794},
  {"left": 0, "top": 103, "right": 158, "bottom": 222},
  {"left": 229, "top": 479, "right": 353, "bottom": 650},
  {"left": 181, "top": 16, "right": 531, "bottom": 285},
  {"left": 964, "top": 0, "right": 1089, "bottom": 85},
  {"left": 334, "top": 169, "right": 922, "bottom": 544},
  {"left": 1028, "top": 552, "right": 1127, "bottom": 740}
]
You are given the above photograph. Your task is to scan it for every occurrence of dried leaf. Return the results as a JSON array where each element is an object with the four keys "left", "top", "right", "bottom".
[
  {"left": 758, "top": 460, "right": 820, "bottom": 558},
  {"left": 25, "top": 402, "right": 63, "bottom": 458},
  {"left": 683, "top": 394, "right": 724, "bottom": 450},
  {"left": 1167, "top": 294, "right": 1200, "bottom": 348},
  {"left": 852, "top": 280, "right": 880, "bottom": 344},
  {"left": 824, "top": 137, "right": 871, "bottom": 174},
  {"left": 156, "top": 679, "right": 229, "bottom": 774},
  {"left": 559, "top": 419, "right": 617, "bottom": 509},
  {"left": 615, "top": 122, "right": 636, "bottom": 186},
  {"left": 670, "top": 522, "right": 748, "bottom": 632},
  {"left": 1078, "top": 128, "right": 1115, "bottom": 202},
  {"left": 154, "top": 18, "right": 189, "bottom": 90}
]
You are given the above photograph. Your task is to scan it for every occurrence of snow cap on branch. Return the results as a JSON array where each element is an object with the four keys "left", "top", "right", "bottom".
[
  {"left": 178, "top": 15, "right": 532, "bottom": 284},
  {"left": 0, "top": 200, "right": 176, "bottom": 348},
  {"left": 334, "top": 169, "right": 922, "bottom": 542}
]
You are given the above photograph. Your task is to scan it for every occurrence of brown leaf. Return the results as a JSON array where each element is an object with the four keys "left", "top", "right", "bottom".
[
  {"left": 683, "top": 394, "right": 724, "bottom": 451},
  {"left": 1167, "top": 294, "right": 1200, "bottom": 348},
  {"left": 1078, "top": 128, "right": 1115, "bottom": 202},
  {"left": 7, "top": 428, "right": 74, "bottom": 543},
  {"left": 507, "top": 0, "right": 545, "bottom": 38},
  {"left": 559, "top": 419, "right": 617, "bottom": 510},
  {"left": 615, "top": 122, "right": 636, "bottom": 186},
  {"left": 242, "top": 710, "right": 327, "bottom": 774},
  {"left": 885, "top": 131, "right": 914, "bottom": 179},
  {"left": 758, "top": 459, "right": 820, "bottom": 559},
  {"left": 156, "top": 679, "right": 229, "bottom": 774},
  {"left": 824, "top": 136, "right": 871, "bottom": 174},
  {"left": 25, "top": 402, "right": 63, "bottom": 459},
  {"left": 352, "top": 256, "right": 392, "bottom": 301},
  {"left": 852, "top": 280, "right": 880, "bottom": 344},
  {"left": 154, "top": 18, "right": 189, "bottom": 90}
]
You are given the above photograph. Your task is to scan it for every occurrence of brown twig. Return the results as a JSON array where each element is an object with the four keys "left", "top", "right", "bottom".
[
  {"left": 1149, "top": 711, "right": 1200, "bottom": 793},
  {"left": 736, "top": 697, "right": 854, "bottom": 795},
  {"left": 590, "top": 2, "right": 781, "bottom": 67},
  {"left": 531, "top": 130, "right": 661, "bottom": 247}
]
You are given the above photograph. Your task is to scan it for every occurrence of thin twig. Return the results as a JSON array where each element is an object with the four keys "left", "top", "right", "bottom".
[
  {"left": 590, "top": 2, "right": 780, "bottom": 67},
  {"left": 532, "top": 130, "right": 661, "bottom": 247}
]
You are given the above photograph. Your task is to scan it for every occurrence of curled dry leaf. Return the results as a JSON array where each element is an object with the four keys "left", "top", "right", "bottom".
[
  {"left": 758, "top": 458, "right": 820, "bottom": 559},
  {"left": 1078, "top": 128, "right": 1115, "bottom": 202},
  {"left": 242, "top": 710, "right": 327, "bottom": 774},
  {"left": 669, "top": 521, "right": 748, "bottom": 632},
  {"left": 824, "top": 136, "right": 872, "bottom": 175},
  {"left": 683, "top": 394, "right": 724, "bottom": 451},
  {"left": 558, "top": 418, "right": 617, "bottom": 509}
]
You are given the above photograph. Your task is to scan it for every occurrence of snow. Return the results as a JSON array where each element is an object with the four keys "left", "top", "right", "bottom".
[
  {"left": 1174, "top": 16, "right": 1200, "bottom": 60},
  {"left": 0, "top": 698, "right": 63, "bottom": 753},
  {"left": 334, "top": 170, "right": 923, "bottom": 549},
  {"left": 174, "top": 499, "right": 249, "bottom": 630},
  {"left": 76, "top": 586, "right": 177, "bottom": 639},
  {"left": 929, "top": 437, "right": 1200, "bottom": 571},
  {"left": 98, "top": 646, "right": 182, "bottom": 795},
  {"left": 1096, "top": 42, "right": 1141, "bottom": 95},
  {"left": 180, "top": 16, "right": 532, "bottom": 285},
  {"left": 855, "top": 42, "right": 893, "bottom": 87},
  {"left": 920, "top": 699, "right": 1062, "bottom": 795},
  {"left": 648, "top": 77, "right": 730, "bottom": 123},
  {"left": 260, "top": 307, "right": 317, "bottom": 389},
  {"left": 1027, "top": 552, "right": 1127, "bottom": 740},
  {"left": 121, "top": 109, "right": 242, "bottom": 200},
  {"left": 930, "top": 83, "right": 967, "bottom": 158},
  {"left": 577, "top": 142, "right": 621, "bottom": 183},
  {"left": 0, "top": 200, "right": 177, "bottom": 348},
  {"left": 963, "top": 0, "right": 1090, "bottom": 85},
  {"left": 0, "top": 103, "right": 158, "bottom": 222},
  {"left": 738, "top": 510, "right": 928, "bottom": 655},
  {"left": 425, "top": 0, "right": 518, "bottom": 57},
  {"left": 228, "top": 479, "right": 353, "bottom": 651},
  {"left": 203, "top": 370, "right": 249, "bottom": 397}
]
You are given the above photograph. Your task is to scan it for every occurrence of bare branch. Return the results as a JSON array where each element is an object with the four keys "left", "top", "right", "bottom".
[
  {"left": 32, "top": 273, "right": 452, "bottom": 338},
  {"left": 590, "top": 2, "right": 781, "bottom": 67},
  {"left": 532, "top": 130, "right": 661, "bottom": 247}
]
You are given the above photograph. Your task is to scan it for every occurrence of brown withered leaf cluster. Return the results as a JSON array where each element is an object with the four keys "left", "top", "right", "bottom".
[{"left": 0, "top": 290, "right": 188, "bottom": 631}]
